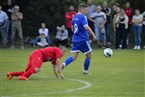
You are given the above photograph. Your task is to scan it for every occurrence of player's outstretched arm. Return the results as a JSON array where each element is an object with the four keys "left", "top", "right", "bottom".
[
  {"left": 84, "top": 25, "right": 96, "bottom": 41},
  {"left": 53, "top": 59, "right": 64, "bottom": 79}
]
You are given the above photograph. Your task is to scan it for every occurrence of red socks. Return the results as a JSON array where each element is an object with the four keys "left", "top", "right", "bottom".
[
  {"left": 11, "top": 71, "right": 25, "bottom": 76},
  {"left": 22, "top": 68, "right": 35, "bottom": 78}
]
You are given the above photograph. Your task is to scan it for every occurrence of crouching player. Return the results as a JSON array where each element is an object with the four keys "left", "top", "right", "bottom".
[{"left": 6, "top": 46, "right": 66, "bottom": 80}]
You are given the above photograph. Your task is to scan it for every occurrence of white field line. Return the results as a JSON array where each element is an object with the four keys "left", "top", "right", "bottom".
[{"left": 1, "top": 75, "right": 92, "bottom": 97}]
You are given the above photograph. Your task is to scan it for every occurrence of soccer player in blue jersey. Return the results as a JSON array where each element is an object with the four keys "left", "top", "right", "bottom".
[{"left": 63, "top": 4, "right": 96, "bottom": 74}]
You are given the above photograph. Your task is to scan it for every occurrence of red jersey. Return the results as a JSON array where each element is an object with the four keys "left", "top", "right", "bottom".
[
  {"left": 124, "top": 7, "right": 133, "bottom": 24},
  {"left": 65, "top": 11, "right": 77, "bottom": 29},
  {"left": 39, "top": 47, "right": 62, "bottom": 65}
]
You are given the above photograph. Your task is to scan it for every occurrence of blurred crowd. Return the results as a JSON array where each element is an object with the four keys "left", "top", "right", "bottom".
[{"left": 0, "top": 0, "right": 145, "bottom": 50}]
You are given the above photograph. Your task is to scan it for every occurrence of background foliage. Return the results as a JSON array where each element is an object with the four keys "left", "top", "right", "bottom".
[{"left": 1, "top": 0, "right": 145, "bottom": 38}]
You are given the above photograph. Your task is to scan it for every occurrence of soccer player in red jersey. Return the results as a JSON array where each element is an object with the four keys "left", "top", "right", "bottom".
[{"left": 6, "top": 46, "right": 66, "bottom": 80}]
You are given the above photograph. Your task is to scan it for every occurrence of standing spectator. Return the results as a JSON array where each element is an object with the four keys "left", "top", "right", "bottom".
[
  {"left": 65, "top": 5, "right": 76, "bottom": 46},
  {"left": 89, "top": 5, "right": 107, "bottom": 48},
  {"left": 3, "top": 0, "right": 14, "bottom": 41},
  {"left": 11, "top": 5, "right": 24, "bottom": 49},
  {"left": 142, "top": 11, "right": 145, "bottom": 48},
  {"left": 102, "top": 1, "right": 111, "bottom": 46},
  {"left": 0, "top": 5, "right": 9, "bottom": 48},
  {"left": 112, "top": 4, "right": 117, "bottom": 18},
  {"left": 132, "top": 9, "right": 143, "bottom": 50},
  {"left": 124, "top": 2, "right": 133, "bottom": 45},
  {"left": 54, "top": 25, "right": 68, "bottom": 47},
  {"left": 86, "top": 0, "right": 96, "bottom": 32},
  {"left": 33, "top": 23, "right": 51, "bottom": 47},
  {"left": 115, "top": 9, "right": 128, "bottom": 49},
  {"left": 113, "top": 6, "right": 121, "bottom": 33}
]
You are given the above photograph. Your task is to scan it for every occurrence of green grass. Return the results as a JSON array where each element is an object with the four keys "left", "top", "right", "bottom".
[{"left": 0, "top": 48, "right": 144, "bottom": 97}]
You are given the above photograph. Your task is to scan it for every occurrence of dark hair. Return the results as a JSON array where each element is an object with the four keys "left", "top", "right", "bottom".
[{"left": 78, "top": 3, "right": 88, "bottom": 10}]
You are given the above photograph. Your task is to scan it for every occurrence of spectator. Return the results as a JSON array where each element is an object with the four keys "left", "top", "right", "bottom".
[
  {"left": 65, "top": 5, "right": 76, "bottom": 46},
  {"left": 115, "top": 9, "right": 128, "bottom": 49},
  {"left": 132, "top": 9, "right": 143, "bottom": 50},
  {"left": 54, "top": 25, "right": 68, "bottom": 47},
  {"left": 102, "top": 1, "right": 111, "bottom": 46},
  {"left": 3, "top": 0, "right": 14, "bottom": 42},
  {"left": 0, "top": 5, "right": 9, "bottom": 48},
  {"left": 112, "top": 4, "right": 117, "bottom": 18},
  {"left": 124, "top": 2, "right": 133, "bottom": 45},
  {"left": 142, "top": 11, "right": 145, "bottom": 48},
  {"left": 33, "top": 23, "right": 51, "bottom": 47},
  {"left": 86, "top": 0, "right": 96, "bottom": 32},
  {"left": 89, "top": 5, "right": 107, "bottom": 48},
  {"left": 11, "top": 5, "right": 24, "bottom": 49},
  {"left": 37, "top": 34, "right": 49, "bottom": 47},
  {"left": 113, "top": 6, "right": 121, "bottom": 33}
]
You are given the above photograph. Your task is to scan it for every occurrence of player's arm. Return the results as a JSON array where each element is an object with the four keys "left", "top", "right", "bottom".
[
  {"left": 53, "top": 58, "right": 64, "bottom": 79},
  {"left": 84, "top": 25, "right": 96, "bottom": 41},
  {"left": 82, "top": 16, "right": 96, "bottom": 41}
]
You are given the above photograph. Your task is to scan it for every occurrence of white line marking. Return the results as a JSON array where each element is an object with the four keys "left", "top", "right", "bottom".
[{"left": 1, "top": 75, "right": 92, "bottom": 97}]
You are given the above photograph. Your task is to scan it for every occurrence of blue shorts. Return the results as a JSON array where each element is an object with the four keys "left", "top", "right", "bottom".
[{"left": 71, "top": 41, "right": 92, "bottom": 54}]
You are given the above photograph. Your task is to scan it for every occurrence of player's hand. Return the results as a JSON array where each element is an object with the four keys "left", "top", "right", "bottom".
[{"left": 92, "top": 35, "right": 96, "bottom": 41}]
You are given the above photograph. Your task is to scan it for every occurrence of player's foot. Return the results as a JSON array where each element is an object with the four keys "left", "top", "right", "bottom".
[
  {"left": 18, "top": 76, "right": 28, "bottom": 81},
  {"left": 83, "top": 70, "right": 88, "bottom": 75},
  {"left": 7, "top": 72, "right": 13, "bottom": 80}
]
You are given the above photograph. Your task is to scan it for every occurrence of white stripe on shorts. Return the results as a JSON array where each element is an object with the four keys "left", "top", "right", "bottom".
[{"left": 84, "top": 41, "right": 92, "bottom": 54}]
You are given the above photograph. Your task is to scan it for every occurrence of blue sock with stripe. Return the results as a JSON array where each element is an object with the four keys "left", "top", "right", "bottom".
[
  {"left": 84, "top": 58, "right": 91, "bottom": 71},
  {"left": 63, "top": 56, "right": 74, "bottom": 67}
]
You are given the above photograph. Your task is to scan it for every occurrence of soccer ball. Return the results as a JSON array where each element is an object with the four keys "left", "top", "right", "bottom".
[{"left": 103, "top": 48, "right": 113, "bottom": 58}]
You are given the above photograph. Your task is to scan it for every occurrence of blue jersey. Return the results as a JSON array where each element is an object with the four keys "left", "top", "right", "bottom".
[{"left": 72, "top": 13, "right": 89, "bottom": 42}]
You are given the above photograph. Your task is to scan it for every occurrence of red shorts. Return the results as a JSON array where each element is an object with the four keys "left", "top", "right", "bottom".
[{"left": 25, "top": 50, "right": 43, "bottom": 71}]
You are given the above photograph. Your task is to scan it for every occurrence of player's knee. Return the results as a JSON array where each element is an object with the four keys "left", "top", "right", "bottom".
[
  {"left": 34, "top": 68, "right": 40, "bottom": 73},
  {"left": 72, "top": 56, "right": 77, "bottom": 61},
  {"left": 86, "top": 53, "right": 92, "bottom": 58}
]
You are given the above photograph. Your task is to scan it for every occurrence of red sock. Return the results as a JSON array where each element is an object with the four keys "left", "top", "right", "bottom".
[
  {"left": 11, "top": 71, "right": 25, "bottom": 76},
  {"left": 22, "top": 69, "right": 35, "bottom": 78}
]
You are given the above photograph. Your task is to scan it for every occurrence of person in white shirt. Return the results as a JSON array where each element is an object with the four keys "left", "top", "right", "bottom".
[
  {"left": 89, "top": 5, "right": 107, "bottom": 48},
  {"left": 0, "top": 5, "right": 9, "bottom": 48},
  {"left": 33, "top": 23, "right": 51, "bottom": 47},
  {"left": 132, "top": 9, "right": 143, "bottom": 50},
  {"left": 142, "top": 11, "right": 145, "bottom": 48},
  {"left": 54, "top": 25, "right": 68, "bottom": 47}
]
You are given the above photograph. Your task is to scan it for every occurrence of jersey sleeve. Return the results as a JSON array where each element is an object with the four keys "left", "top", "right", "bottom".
[
  {"left": 4, "top": 12, "right": 9, "bottom": 20},
  {"left": 81, "top": 15, "right": 88, "bottom": 27},
  {"left": 52, "top": 60, "right": 56, "bottom": 65},
  {"left": 90, "top": 13, "right": 96, "bottom": 18},
  {"left": 103, "top": 13, "right": 107, "bottom": 19},
  {"left": 52, "top": 49, "right": 62, "bottom": 65}
]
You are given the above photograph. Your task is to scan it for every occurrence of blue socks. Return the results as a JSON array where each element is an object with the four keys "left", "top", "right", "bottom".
[
  {"left": 84, "top": 58, "right": 91, "bottom": 71},
  {"left": 63, "top": 56, "right": 74, "bottom": 67},
  {"left": 63, "top": 56, "right": 91, "bottom": 72}
]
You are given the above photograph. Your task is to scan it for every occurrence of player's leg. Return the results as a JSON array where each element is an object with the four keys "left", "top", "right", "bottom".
[
  {"left": 7, "top": 55, "right": 32, "bottom": 80},
  {"left": 80, "top": 41, "right": 92, "bottom": 74},
  {"left": 7, "top": 71, "right": 25, "bottom": 80},
  {"left": 63, "top": 52, "right": 79, "bottom": 68},
  {"left": 63, "top": 42, "right": 79, "bottom": 68},
  {"left": 19, "top": 51, "right": 43, "bottom": 80},
  {"left": 83, "top": 52, "right": 92, "bottom": 74}
]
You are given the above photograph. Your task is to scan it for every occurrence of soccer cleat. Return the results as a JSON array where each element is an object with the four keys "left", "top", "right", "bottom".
[
  {"left": 7, "top": 72, "right": 13, "bottom": 80},
  {"left": 18, "top": 76, "right": 28, "bottom": 81},
  {"left": 83, "top": 70, "right": 88, "bottom": 75}
]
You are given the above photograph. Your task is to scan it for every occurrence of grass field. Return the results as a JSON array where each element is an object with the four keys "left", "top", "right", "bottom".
[{"left": 0, "top": 48, "right": 144, "bottom": 97}]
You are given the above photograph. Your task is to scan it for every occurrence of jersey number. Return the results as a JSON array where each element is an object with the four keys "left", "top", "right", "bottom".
[{"left": 74, "top": 23, "right": 78, "bottom": 34}]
